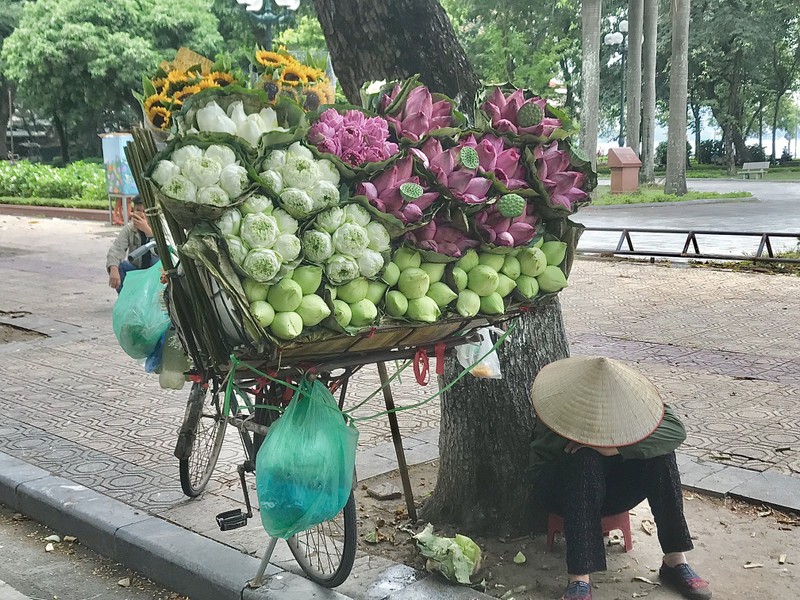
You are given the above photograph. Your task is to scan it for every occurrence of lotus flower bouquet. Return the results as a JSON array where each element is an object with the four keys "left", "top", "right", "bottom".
[
  {"left": 307, "top": 109, "right": 399, "bottom": 170},
  {"left": 533, "top": 142, "right": 590, "bottom": 212},
  {"left": 379, "top": 81, "right": 461, "bottom": 142},
  {"left": 411, "top": 138, "right": 493, "bottom": 207},
  {"left": 355, "top": 156, "right": 440, "bottom": 228},
  {"left": 481, "top": 87, "right": 564, "bottom": 140},
  {"left": 473, "top": 194, "right": 540, "bottom": 248},
  {"left": 457, "top": 134, "right": 528, "bottom": 192},
  {"left": 404, "top": 214, "right": 480, "bottom": 259}
]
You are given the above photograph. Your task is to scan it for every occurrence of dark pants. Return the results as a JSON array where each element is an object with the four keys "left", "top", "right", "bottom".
[
  {"left": 535, "top": 449, "right": 693, "bottom": 575},
  {"left": 116, "top": 260, "right": 139, "bottom": 294}
]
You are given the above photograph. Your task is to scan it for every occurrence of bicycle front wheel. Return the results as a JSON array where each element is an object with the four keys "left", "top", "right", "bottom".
[
  {"left": 287, "top": 491, "right": 357, "bottom": 588},
  {"left": 177, "top": 382, "right": 227, "bottom": 497}
]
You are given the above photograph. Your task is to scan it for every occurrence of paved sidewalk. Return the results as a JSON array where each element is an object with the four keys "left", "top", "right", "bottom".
[{"left": 0, "top": 215, "right": 799, "bottom": 598}]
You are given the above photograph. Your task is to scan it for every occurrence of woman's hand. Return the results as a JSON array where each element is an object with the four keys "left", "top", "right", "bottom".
[{"left": 564, "top": 441, "right": 620, "bottom": 456}]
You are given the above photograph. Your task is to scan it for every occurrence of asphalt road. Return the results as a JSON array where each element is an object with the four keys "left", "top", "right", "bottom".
[
  {"left": 0, "top": 506, "right": 186, "bottom": 600},
  {"left": 576, "top": 178, "right": 800, "bottom": 256}
]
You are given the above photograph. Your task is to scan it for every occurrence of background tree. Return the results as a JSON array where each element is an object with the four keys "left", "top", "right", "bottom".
[
  {"left": 313, "top": 0, "right": 575, "bottom": 534},
  {"left": 640, "top": 0, "right": 658, "bottom": 181},
  {"left": 664, "top": 0, "right": 690, "bottom": 194},
  {"left": 0, "top": 0, "right": 23, "bottom": 159},
  {"left": 579, "top": 0, "right": 603, "bottom": 168},
  {"left": 625, "top": 0, "right": 643, "bottom": 156}
]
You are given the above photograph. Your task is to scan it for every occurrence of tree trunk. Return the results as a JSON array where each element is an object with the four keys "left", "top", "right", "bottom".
[
  {"left": 625, "top": 0, "right": 643, "bottom": 157},
  {"left": 420, "top": 298, "right": 570, "bottom": 535},
  {"left": 771, "top": 93, "right": 782, "bottom": 163},
  {"left": 758, "top": 98, "right": 764, "bottom": 151},
  {"left": 53, "top": 113, "right": 70, "bottom": 164},
  {"left": 560, "top": 58, "right": 575, "bottom": 112},
  {"left": 579, "top": 0, "right": 603, "bottom": 170},
  {"left": 311, "top": 0, "right": 480, "bottom": 105},
  {"left": 690, "top": 100, "right": 701, "bottom": 165},
  {"left": 664, "top": 0, "right": 690, "bottom": 196},
  {"left": 640, "top": 0, "right": 658, "bottom": 183},
  {"left": 0, "top": 81, "right": 10, "bottom": 159}
]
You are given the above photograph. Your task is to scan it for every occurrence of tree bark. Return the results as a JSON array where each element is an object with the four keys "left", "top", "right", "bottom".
[
  {"left": 664, "top": 0, "right": 690, "bottom": 195},
  {"left": 771, "top": 93, "right": 782, "bottom": 163},
  {"left": 640, "top": 0, "right": 658, "bottom": 183},
  {"left": 420, "top": 298, "right": 570, "bottom": 536},
  {"left": 579, "top": 0, "right": 602, "bottom": 170},
  {"left": 625, "top": 0, "right": 643, "bottom": 157},
  {"left": 690, "top": 100, "right": 701, "bottom": 165},
  {"left": 311, "top": 0, "right": 481, "bottom": 106},
  {"left": 0, "top": 81, "right": 10, "bottom": 159},
  {"left": 52, "top": 112, "right": 70, "bottom": 164}
]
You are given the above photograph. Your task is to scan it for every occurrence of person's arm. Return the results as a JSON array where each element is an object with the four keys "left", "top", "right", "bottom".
[
  {"left": 107, "top": 226, "right": 132, "bottom": 288},
  {"left": 617, "top": 405, "right": 686, "bottom": 460}
]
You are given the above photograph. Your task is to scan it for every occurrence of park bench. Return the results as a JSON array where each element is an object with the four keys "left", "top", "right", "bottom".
[{"left": 740, "top": 161, "right": 769, "bottom": 179}]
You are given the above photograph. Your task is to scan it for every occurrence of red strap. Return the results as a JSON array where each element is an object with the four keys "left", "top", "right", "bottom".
[
  {"left": 413, "top": 348, "right": 430, "bottom": 386},
  {"left": 434, "top": 342, "right": 446, "bottom": 376}
]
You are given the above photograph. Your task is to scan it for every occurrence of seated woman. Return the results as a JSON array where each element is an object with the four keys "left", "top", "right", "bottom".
[{"left": 528, "top": 356, "right": 712, "bottom": 600}]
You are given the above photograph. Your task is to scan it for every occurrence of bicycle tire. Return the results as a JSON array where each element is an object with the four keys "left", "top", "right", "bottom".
[
  {"left": 287, "top": 491, "right": 357, "bottom": 588},
  {"left": 178, "top": 382, "right": 227, "bottom": 497}
]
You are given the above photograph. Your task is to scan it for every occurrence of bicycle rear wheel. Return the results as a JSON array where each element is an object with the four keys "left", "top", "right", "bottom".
[
  {"left": 177, "top": 382, "right": 227, "bottom": 497},
  {"left": 287, "top": 491, "right": 357, "bottom": 588}
]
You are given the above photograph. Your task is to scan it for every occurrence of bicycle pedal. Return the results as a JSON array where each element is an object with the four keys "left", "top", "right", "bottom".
[{"left": 216, "top": 509, "right": 248, "bottom": 531}]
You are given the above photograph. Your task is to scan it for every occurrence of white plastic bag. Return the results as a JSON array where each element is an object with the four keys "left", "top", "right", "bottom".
[{"left": 456, "top": 326, "right": 504, "bottom": 379}]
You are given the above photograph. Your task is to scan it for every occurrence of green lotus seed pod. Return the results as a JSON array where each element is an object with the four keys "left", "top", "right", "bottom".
[
  {"left": 498, "top": 193, "right": 526, "bottom": 218},
  {"left": 517, "top": 101, "right": 544, "bottom": 128},
  {"left": 399, "top": 182, "right": 424, "bottom": 201},
  {"left": 459, "top": 146, "right": 479, "bottom": 170}
]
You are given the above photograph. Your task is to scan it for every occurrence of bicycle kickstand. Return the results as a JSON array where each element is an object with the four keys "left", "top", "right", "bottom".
[{"left": 248, "top": 536, "right": 278, "bottom": 589}]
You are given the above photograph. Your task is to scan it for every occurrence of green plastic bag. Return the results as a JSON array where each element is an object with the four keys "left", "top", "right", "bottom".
[
  {"left": 112, "top": 261, "right": 171, "bottom": 360},
  {"left": 256, "top": 378, "right": 359, "bottom": 539}
]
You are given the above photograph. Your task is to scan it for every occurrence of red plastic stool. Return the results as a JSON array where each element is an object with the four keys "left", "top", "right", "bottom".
[{"left": 547, "top": 512, "right": 633, "bottom": 553}]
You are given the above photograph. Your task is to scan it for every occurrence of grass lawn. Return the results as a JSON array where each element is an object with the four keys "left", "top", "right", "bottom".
[
  {"left": 0, "top": 196, "right": 107, "bottom": 210},
  {"left": 591, "top": 184, "right": 752, "bottom": 205}
]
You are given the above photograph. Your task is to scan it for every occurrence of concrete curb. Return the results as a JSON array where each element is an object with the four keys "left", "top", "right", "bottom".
[
  {"left": 0, "top": 204, "right": 109, "bottom": 222},
  {"left": 583, "top": 196, "right": 758, "bottom": 210}
]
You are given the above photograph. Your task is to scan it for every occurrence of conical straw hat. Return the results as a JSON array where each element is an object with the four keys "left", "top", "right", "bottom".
[{"left": 530, "top": 356, "right": 664, "bottom": 447}]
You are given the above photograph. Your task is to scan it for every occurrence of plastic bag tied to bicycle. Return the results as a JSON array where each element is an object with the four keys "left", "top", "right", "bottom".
[
  {"left": 112, "top": 261, "right": 171, "bottom": 360},
  {"left": 256, "top": 377, "right": 359, "bottom": 539}
]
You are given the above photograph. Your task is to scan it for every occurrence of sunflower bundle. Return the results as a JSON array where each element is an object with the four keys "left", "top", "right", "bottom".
[{"left": 253, "top": 47, "right": 335, "bottom": 112}]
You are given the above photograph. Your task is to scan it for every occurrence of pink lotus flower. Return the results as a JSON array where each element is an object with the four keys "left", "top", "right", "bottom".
[
  {"left": 383, "top": 85, "right": 454, "bottom": 142},
  {"left": 410, "top": 138, "right": 493, "bottom": 205},
  {"left": 534, "top": 141, "right": 589, "bottom": 211},
  {"left": 405, "top": 216, "right": 480, "bottom": 258},
  {"left": 308, "top": 108, "right": 399, "bottom": 167},
  {"left": 356, "top": 156, "right": 440, "bottom": 224},
  {"left": 474, "top": 202, "right": 540, "bottom": 247},
  {"left": 458, "top": 134, "right": 527, "bottom": 190},
  {"left": 482, "top": 88, "right": 562, "bottom": 138}
]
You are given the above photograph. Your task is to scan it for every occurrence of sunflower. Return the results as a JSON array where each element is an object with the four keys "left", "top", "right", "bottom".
[
  {"left": 207, "top": 71, "right": 235, "bottom": 88},
  {"left": 151, "top": 78, "right": 168, "bottom": 93},
  {"left": 279, "top": 64, "right": 307, "bottom": 87},
  {"left": 262, "top": 78, "right": 282, "bottom": 101},
  {"left": 301, "top": 86, "right": 326, "bottom": 111},
  {"left": 147, "top": 106, "right": 171, "bottom": 130},
  {"left": 256, "top": 50, "right": 287, "bottom": 69},
  {"left": 144, "top": 93, "right": 170, "bottom": 113},
  {"left": 173, "top": 84, "right": 201, "bottom": 104},
  {"left": 197, "top": 77, "right": 218, "bottom": 91}
]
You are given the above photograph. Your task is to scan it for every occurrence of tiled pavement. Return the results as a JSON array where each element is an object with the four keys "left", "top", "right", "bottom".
[{"left": 0, "top": 215, "right": 799, "bottom": 595}]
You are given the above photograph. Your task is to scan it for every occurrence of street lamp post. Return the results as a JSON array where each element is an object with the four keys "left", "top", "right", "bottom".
[
  {"left": 236, "top": 0, "right": 300, "bottom": 49},
  {"left": 604, "top": 19, "right": 628, "bottom": 147}
]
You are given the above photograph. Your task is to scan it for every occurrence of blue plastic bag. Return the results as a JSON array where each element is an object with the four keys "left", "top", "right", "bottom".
[
  {"left": 112, "top": 261, "right": 170, "bottom": 360},
  {"left": 256, "top": 378, "right": 359, "bottom": 539}
]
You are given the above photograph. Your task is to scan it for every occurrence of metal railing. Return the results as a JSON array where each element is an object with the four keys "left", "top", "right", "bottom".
[{"left": 578, "top": 227, "right": 800, "bottom": 264}]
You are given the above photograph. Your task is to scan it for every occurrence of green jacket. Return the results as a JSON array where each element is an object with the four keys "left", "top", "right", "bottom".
[{"left": 528, "top": 405, "right": 686, "bottom": 482}]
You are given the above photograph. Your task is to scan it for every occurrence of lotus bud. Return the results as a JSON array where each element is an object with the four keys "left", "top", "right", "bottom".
[
  {"left": 456, "top": 249, "right": 480, "bottom": 273},
  {"left": 243, "top": 278, "right": 269, "bottom": 303},
  {"left": 394, "top": 248, "right": 422, "bottom": 271},
  {"left": 517, "top": 247, "right": 547, "bottom": 277},
  {"left": 541, "top": 241, "right": 568, "bottom": 266},
  {"left": 479, "top": 292, "right": 505, "bottom": 315},
  {"left": 533, "top": 237, "right": 545, "bottom": 249},
  {"left": 451, "top": 266, "right": 468, "bottom": 292},
  {"left": 296, "top": 294, "right": 331, "bottom": 327},
  {"left": 381, "top": 261, "right": 401, "bottom": 286},
  {"left": 515, "top": 274, "right": 540, "bottom": 299},
  {"left": 501, "top": 256, "right": 521, "bottom": 280},
  {"left": 250, "top": 301, "right": 275, "bottom": 327},
  {"left": 270, "top": 312, "right": 303, "bottom": 340},
  {"left": 536, "top": 266, "right": 568, "bottom": 293},
  {"left": 398, "top": 267, "right": 430, "bottom": 299},
  {"left": 456, "top": 289, "right": 481, "bottom": 317},
  {"left": 420, "top": 262, "right": 446, "bottom": 283},
  {"left": 467, "top": 264, "right": 500, "bottom": 297},
  {"left": 336, "top": 277, "right": 369, "bottom": 304},
  {"left": 349, "top": 298, "right": 378, "bottom": 327},
  {"left": 495, "top": 273, "right": 517, "bottom": 297},
  {"left": 406, "top": 296, "right": 441, "bottom": 323},
  {"left": 478, "top": 253, "right": 505, "bottom": 272},
  {"left": 267, "top": 279, "right": 304, "bottom": 312},
  {"left": 427, "top": 282, "right": 458, "bottom": 308},
  {"left": 329, "top": 286, "right": 337, "bottom": 300},
  {"left": 332, "top": 299, "right": 352, "bottom": 327},
  {"left": 365, "top": 281, "right": 388, "bottom": 306},
  {"left": 386, "top": 290, "right": 409, "bottom": 318},
  {"left": 292, "top": 266, "right": 323, "bottom": 296}
]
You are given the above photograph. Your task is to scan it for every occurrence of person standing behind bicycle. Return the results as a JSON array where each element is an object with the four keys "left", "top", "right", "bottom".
[{"left": 106, "top": 195, "right": 157, "bottom": 293}]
